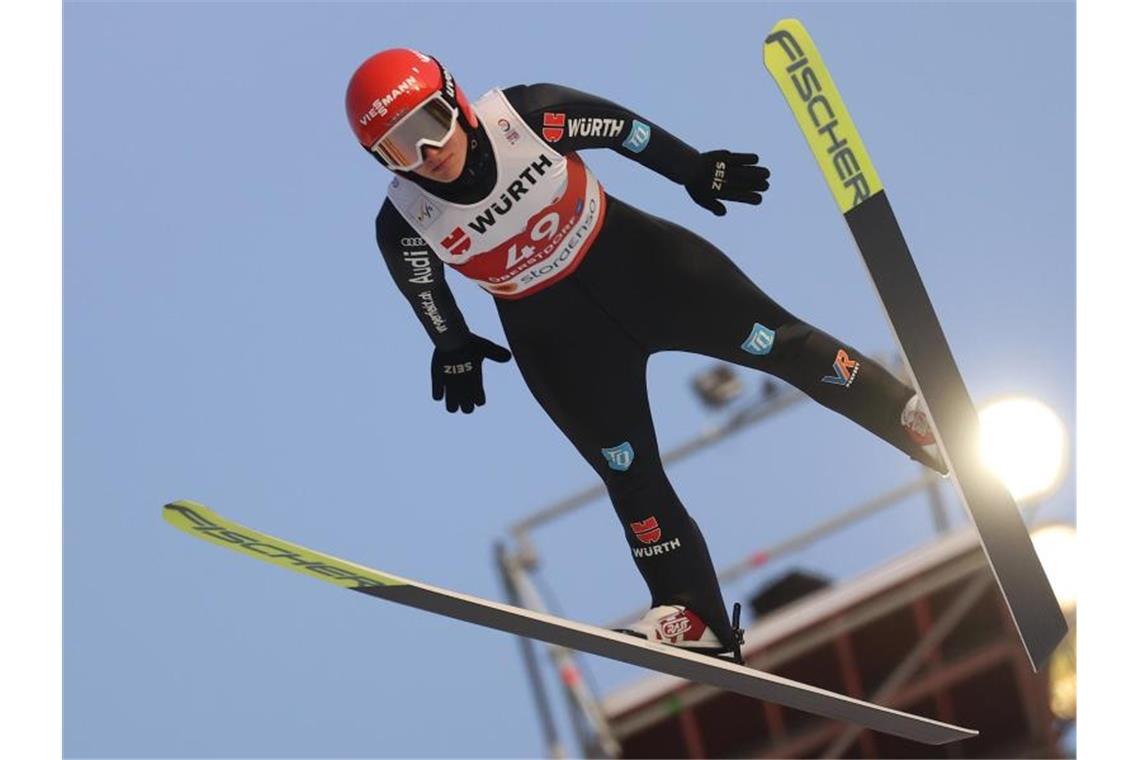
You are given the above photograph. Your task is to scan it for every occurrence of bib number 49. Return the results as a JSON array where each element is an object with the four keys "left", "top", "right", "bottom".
[{"left": 506, "top": 211, "right": 561, "bottom": 268}]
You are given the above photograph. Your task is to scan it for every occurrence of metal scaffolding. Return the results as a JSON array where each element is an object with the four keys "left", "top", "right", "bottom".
[{"left": 492, "top": 360, "right": 1065, "bottom": 758}]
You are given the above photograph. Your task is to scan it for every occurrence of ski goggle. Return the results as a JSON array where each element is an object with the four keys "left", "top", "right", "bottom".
[{"left": 369, "top": 92, "right": 459, "bottom": 171}]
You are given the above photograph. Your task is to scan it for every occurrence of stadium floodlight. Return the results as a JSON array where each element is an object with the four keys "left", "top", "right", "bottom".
[
  {"left": 978, "top": 396, "right": 1068, "bottom": 502},
  {"left": 691, "top": 364, "right": 744, "bottom": 408},
  {"left": 1030, "top": 523, "right": 1078, "bottom": 614}
]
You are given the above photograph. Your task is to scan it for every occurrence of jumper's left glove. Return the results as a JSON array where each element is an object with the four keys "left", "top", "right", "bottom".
[{"left": 685, "top": 150, "right": 771, "bottom": 216}]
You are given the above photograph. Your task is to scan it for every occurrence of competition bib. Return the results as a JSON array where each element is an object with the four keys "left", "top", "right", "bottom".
[{"left": 387, "top": 89, "right": 607, "bottom": 299}]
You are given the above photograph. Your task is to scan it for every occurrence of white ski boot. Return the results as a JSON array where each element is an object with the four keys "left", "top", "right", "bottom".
[
  {"left": 901, "top": 393, "right": 948, "bottom": 476},
  {"left": 615, "top": 604, "right": 740, "bottom": 660}
]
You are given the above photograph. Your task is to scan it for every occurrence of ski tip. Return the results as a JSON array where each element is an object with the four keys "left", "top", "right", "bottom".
[
  {"left": 163, "top": 499, "right": 212, "bottom": 523},
  {"left": 162, "top": 499, "right": 409, "bottom": 590},
  {"left": 768, "top": 17, "right": 805, "bottom": 33},
  {"left": 761, "top": 14, "right": 882, "bottom": 214},
  {"left": 763, "top": 18, "right": 807, "bottom": 49}
]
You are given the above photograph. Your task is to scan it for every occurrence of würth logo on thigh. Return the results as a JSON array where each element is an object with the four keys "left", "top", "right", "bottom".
[
  {"left": 630, "top": 516, "right": 681, "bottom": 558},
  {"left": 630, "top": 516, "right": 662, "bottom": 544}
]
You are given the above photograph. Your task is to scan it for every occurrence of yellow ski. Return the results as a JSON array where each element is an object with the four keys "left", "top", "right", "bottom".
[
  {"left": 763, "top": 18, "right": 1067, "bottom": 671},
  {"left": 165, "top": 500, "right": 975, "bottom": 745}
]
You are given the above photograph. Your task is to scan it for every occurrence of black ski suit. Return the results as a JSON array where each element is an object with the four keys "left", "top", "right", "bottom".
[{"left": 373, "top": 83, "right": 938, "bottom": 648}]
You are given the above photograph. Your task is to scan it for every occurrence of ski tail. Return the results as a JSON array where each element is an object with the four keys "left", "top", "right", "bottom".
[{"left": 163, "top": 500, "right": 407, "bottom": 589}]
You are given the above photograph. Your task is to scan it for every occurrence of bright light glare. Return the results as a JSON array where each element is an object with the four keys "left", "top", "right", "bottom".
[
  {"left": 979, "top": 397, "right": 1068, "bottom": 501},
  {"left": 1031, "top": 523, "right": 1077, "bottom": 612}
]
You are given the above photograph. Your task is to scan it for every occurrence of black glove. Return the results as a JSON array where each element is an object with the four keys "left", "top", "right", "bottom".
[
  {"left": 685, "top": 150, "right": 771, "bottom": 216},
  {"left": 430, "top": 334, "right": 512, "bottom": 414}
]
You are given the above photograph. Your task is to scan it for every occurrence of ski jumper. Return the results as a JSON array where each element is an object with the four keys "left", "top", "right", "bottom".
[{"left": 374, "top": 83, "right": 939, "bottom": 647}]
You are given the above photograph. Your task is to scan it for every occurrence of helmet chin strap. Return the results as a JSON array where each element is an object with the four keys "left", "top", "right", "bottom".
[{"left": 462, "top": 109, "right": 478, "bottom": 129}]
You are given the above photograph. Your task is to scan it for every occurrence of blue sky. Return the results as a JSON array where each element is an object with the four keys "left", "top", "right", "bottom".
[{"left": 64, "top": 2, "right": 1074, "bottom": 757}]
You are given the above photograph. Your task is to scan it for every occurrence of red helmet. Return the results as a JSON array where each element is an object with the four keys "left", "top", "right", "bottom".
[{"left": 345, "top": 48, "right": 477, "bottom": 169}]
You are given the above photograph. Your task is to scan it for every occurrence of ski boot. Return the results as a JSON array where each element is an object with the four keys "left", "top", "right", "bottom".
[
  {"left": 615, "top": 602, "right": 745, "bottom": 664},
  {"left": 901, "top": 393, "right": 949, "bottom": 477}
]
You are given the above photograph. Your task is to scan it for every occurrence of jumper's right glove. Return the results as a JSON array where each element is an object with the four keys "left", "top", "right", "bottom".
[
  {"left": 430, "top": 334, "right": 512, "bottom": 414},
  {"left": 685, "top": 150, "right": 771, "bottom": 216}
]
